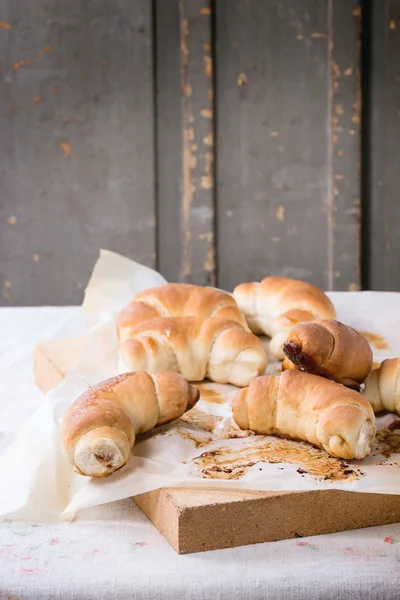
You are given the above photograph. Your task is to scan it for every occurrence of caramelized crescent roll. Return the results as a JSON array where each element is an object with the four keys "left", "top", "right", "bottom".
[
  {"left": 282, "top": 319, "right": 373, "bottom": 390},
  {"left": 61, "top": 371, "right": 199, "bottom": 477},
  {"left": 233, "top": 276, "right": 336, "bottom": 359},
  {"left": 363, "top": 358, "right": 400, "bottom": 414},
  {"left": 232, "top": 371, "right": 376, "bottom": 460}
]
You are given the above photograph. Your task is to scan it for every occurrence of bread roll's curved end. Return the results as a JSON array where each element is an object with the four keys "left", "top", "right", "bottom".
[
  {"left": 318, "top": 402, "right": 375, "bottom": 460},
  {"left": 208, "top": 327, "right": 267, "bottom": 387},
  {"left": 73, "top": 426, "right": 131, "bottom": 477},
  {"left": 232, "top": 388, "right": 250, "bottom": 430},
  {"left": 269, "top": 331, "right": 288, "bottom": 360}
]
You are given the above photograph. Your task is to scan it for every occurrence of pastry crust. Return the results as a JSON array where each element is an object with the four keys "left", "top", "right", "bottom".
[
  {"left": 232, "top": 371, "right": 376, "bottom": 460},
  {"left": 233, "top": 276, "right": 336, "bottom": 359},
  {"left": 60, "top": 371, "right": 199, "bottom": 477}
]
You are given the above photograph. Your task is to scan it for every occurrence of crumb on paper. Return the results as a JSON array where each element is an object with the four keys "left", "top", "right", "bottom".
[
  {"left": 6, "top": 215, "right": 18, "bottom": 226},
  {"left": 59, "top": 142, "right": 71, "bottom": 157},
  {"left": 276, "top": 205, "right": 285, "bottom": 221},
  {"left": 237, "top": 72, "right": 247, "bottom": 87}
]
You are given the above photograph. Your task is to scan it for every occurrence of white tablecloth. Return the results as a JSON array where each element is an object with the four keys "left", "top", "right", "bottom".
[{"left": 1, "top": 307, "right": 400, "bottom": 600}]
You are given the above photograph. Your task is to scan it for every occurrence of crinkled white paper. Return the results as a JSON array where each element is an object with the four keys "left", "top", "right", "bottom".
[{"left": 0, "top": 249, "right": 400, "bottom": 523}]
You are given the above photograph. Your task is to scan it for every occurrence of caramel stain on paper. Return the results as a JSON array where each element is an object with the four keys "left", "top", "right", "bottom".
[
  {"left": 197, "top": 384, "right": 227, "bottom": 404},
  {"left": 179, "top": 407, "right": 222, "bottom": 433},
  {"left": 176, "top": 429, "right": 213, "bottom": 449},
  {"left": 359, "top": 331, "right": 389, "bottom": 350},
  {"left": 192, "top": 439, "right": 363, "bottom": 481},
  {"left": 373, "top": 426, "right": 400, "bottom": 459}
]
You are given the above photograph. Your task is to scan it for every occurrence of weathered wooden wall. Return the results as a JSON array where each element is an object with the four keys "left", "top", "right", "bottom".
[{"left": 0, "top": 0, "right": 398, "bottom": 305}]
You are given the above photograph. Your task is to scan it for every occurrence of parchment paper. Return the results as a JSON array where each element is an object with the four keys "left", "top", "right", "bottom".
[{"left": 0, "top": 249, "right": 400, "bottom": 523}]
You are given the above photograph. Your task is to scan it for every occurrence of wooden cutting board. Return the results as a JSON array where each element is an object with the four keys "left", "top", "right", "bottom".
[{"left": 33, "top": 338, "right": 400, "bottom": 554}]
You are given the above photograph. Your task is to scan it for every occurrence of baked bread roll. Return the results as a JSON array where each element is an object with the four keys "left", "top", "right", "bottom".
[
  {"left": 232, "top": 370, "right": 376, "bottom": 460},
  {"left": 233, "top": 276, "right": 336, "bottom": 359},
  {"left": 282, "top": 319, "right": 373, "bottom": 390},
  {"left": 61, "top": 371, "right": 199, "bottom": 477},
  {"left": 117, "top": 283, "right": 248, "bottom": 340},
  {"left": 363, "top": 358, "right": 400, "bottom": 414},
  {"left": 119, "top": 316, "right": 267, "bottom": 387}
]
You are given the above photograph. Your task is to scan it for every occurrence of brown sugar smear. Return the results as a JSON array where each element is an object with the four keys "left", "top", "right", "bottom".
[
  {"left": 359, "top": 331, "right": 388, "bottom": 350},
  {"left": 192, "top": 438, "right": 363, "bottom": 482},
  {"left": 197, "top": 383, "right": 228, "bottom": 404}
]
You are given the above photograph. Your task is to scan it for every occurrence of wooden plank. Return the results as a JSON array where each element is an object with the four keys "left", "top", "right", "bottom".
[
  {"left": 0, "top": 0, "right": 155, "bottom": 306},
  {"left": 364, "top": 0, "right": 400, "bottom": 290},
  {"left": 215, "top": 0, "right": 361, "bottom": 292},
  {"left": 134, "top": 486, "right": 400, "bottom": 554},
  {"left": 156, "top": 0, "right": 215, "bottom": 285},
  {"left": 330, "top": 0, "right": 362, "bottom": 291}
]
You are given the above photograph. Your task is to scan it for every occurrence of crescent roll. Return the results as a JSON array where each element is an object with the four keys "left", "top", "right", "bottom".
[
  {"left": 282, "top": 319, "right": 373, "bottom": 390},
  {"left": 233, "top": 276, "right": 336, "bottom": 359},
  {"left": 232, "top": 371, "right": 376, "bottom": 460},
  {"left": 117, "top": 283, "right": 248, "bottom": 340},
  {"left": 119, "top": 316, "right": 267, "bottom": 387},
  {"left": 61, "top": 371, "right": 199, "bottom": 477},
  {"left": 363, "top": 358, "right": 400, "bottom": 414}
]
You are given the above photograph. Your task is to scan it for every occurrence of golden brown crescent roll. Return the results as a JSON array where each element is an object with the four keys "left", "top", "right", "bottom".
[
  {"left": 117, "top": 283, "right": 248, "bottom": 340},
  {"left": 282, "top": 319, "right": 373, "bottom": 390},
  {"left": 232, "top": 371, "right": 376, "bottom": 460},
  {"left": 363, "top": 358, "right": 400, "bottom": 414},
  {"left": 232, "top": 276, "right": 336, "bottom": 359},
  {"left": 61, "top": 371, "right": 199, "bottom": 478},
  {"left": 119, "top": 316, "right": 267, "bottom": 387}
]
